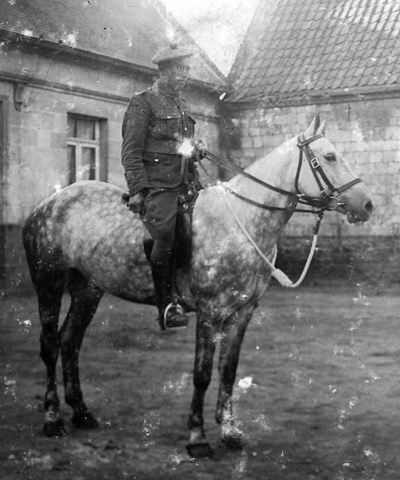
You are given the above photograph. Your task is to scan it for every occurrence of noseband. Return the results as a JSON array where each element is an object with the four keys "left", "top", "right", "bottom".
[{"left": 295, "top": 132, "right": 362, "bottom": 211}]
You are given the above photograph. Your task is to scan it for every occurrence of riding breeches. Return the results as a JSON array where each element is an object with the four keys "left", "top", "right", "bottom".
[
  {"left": 141, "top": 188, "right": 195, "bottom": 268},
  {"left": 141, "top": 188, "right": 195, "bottom": 313}
]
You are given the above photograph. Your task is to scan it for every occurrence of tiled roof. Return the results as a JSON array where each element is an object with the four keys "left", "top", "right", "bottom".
[
  {"left": 227, "top": 0, "right": 400, "bottom": 104},
  {"left": 0, "top": 0, "right": 225, "bottom": 87}
]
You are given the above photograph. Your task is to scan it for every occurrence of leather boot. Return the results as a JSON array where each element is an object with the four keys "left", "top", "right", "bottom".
[
  {"left": 143, "top": 237, "right": 154, "bottom": 263},
  {"left": 175, "top": 211, "right": 192, "bottom": 270},
  {"left": 151, "top": 259, "right": 189, "bottom": 330},
  {"left": 172, "top": 211, "right": 196, "bottom": 310}
]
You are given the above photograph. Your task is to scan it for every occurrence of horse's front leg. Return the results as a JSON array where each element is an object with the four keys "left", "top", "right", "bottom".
[
  {"left": 216, "top": 304, "right": 254, "bottom": 449},
  {"left": 187, "top": 313, "right": 216, "bottom": 457}
]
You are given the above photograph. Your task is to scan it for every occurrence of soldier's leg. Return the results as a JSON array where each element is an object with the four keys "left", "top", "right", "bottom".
[
  {"left": 173, "top": 191, "right": 199, "bottom": 309},
  {"left": 175, "top": 210, "right": 192, "bottom": 271},
  {"left": 150, "top": 235, "right": 174, "bottom": 316},
  {"left": 142, "top": 190, "right": 189, "bottom": 329},
  {"left": 143, "top": 232, "right": 154, "bottom": 263}
]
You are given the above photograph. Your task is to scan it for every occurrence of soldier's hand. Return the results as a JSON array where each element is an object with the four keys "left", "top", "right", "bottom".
[
  {"left": 191, "top": 139, "right": 208, "bottom": 160},
  {"left": 127, "top": 191, "right": 147, "bottom": 215}
]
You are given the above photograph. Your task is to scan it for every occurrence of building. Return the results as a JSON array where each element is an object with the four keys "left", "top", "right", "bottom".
[
  {"left": 0, "top": 0, "right": 226, "bottom": 292},
  {"left": 2, "top": 0, "right": 399, "bottom": 292},
  {"left": 221, "top": 0, "right": 400, "bottom": 286}
]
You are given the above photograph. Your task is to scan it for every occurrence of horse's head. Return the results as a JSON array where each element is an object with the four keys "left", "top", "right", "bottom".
[{"left": 295, "top": 113, "right": 373, "bottom": 223}]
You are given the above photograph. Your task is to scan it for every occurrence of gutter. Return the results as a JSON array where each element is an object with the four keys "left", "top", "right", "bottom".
[
  {"left": 223, "top": 85, "right": 400, "bottom": 111},
  {"left": 0, "top": 29, "right": 226, "bottom": 94}
]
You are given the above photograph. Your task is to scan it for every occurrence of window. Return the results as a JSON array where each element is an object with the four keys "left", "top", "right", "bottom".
[{"left": 67, "top": 114, "right": 107, "bottom": 183}]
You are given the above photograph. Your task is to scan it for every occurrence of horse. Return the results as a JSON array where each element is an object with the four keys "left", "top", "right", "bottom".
[{"left": 22, "top": 114, "right": 373, "bottom": 456}]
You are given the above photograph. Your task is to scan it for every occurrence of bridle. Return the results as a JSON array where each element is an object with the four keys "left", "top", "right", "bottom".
[
  {"left": 295, "top": 132, "right": 362, "bottom": 212},
  {"left": 203, "top": 131, "right": 362, "bottom": 216}
]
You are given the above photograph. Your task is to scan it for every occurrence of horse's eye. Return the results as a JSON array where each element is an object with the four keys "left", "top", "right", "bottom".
[{"left": 324, "top": 153, "right": 336, "bottom": 162}]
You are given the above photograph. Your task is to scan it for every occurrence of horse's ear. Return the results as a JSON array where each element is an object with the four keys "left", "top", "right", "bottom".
[
  {"left": 319, "top": 116, "right": 326, "bottom": 135},
  {"left": 304, "top": 112, "right": 326, "bottom": 137},
  {"left": 314, "top": 111, "right": 321, "bottom": 133}
]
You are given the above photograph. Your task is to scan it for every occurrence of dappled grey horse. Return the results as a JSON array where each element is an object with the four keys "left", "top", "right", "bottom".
[{"left": 23, "top": 114, "right": 372, "bottom": 456}]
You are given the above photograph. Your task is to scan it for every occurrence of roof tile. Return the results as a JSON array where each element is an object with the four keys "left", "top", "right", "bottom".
[
  {"left": 228, "top": 0, "right": 400, "bottom": 103},
  {"left": 0, "top": 0, "right": 225, "bottom": 86}
]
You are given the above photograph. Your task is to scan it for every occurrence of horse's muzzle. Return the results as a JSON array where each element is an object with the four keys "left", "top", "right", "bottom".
[{"left": 346, "top": 198, "right": 373, "bottom": 223}]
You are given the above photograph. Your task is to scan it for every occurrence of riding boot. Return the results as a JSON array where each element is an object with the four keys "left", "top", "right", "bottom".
[
  {"left": 143, "top": 237, "right": 154, "bottom": 263},
  {"left": 176, "top": 211, "right": 192, "bottom": 271},
  {"left": 151, "top": 257, "right": 189, "bottom": 330},
  {"left": 174, "top": 212, "right": 195, "bottom": 310}
]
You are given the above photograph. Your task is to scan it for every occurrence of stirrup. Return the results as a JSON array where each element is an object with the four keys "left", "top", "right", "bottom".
[{"left": 161, "top": 303, "right": 189, "bottom": 330}]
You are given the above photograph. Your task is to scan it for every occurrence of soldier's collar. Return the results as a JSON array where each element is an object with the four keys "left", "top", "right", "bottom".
[{"left": 154, "top": 80, "right": 181, "bottom": 100}]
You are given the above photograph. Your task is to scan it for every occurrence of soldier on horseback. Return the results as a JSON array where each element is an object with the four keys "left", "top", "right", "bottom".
[{"left": 121, "top": 43, "right": 204, "bottom": 330}]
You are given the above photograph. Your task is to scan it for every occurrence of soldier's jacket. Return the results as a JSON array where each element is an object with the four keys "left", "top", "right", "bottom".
[{"left": 121, "top": 84, "right": 201, "bottom": 197}]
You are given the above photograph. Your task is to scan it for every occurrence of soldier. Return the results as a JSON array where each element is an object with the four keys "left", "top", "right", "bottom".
[{"left": 122, "top": 43, "right": 204, "bottom": 330}]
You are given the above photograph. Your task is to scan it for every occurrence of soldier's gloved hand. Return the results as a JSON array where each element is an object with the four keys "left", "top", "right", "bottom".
[
  {"left": 191, "top": 140, "right": 208, "bottom": 161},
  {"left": 127, "top": 190, "right": 147, "bottom": 215}
]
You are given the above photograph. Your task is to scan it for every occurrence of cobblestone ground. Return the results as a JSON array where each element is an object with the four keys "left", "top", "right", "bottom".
[{"left": 1, "top": 283, "right": 400, "bottom": 479}]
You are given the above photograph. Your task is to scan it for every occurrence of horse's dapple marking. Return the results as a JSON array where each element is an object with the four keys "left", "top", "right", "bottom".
[
  {"left": 23, "top": 116, "right": 373, "bottom": 453},
  {"left": 25, "top": 182, "right": 154, "bottom": 302}
]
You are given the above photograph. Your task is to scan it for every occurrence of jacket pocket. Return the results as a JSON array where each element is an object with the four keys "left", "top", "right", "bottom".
[
  {"left": 150, "top": 111, "right": 182, "bottom": 140},
  {"left": 143, "top": 152, "right": 173, "bottom": 165},
  {"left": 143, "top": 153, "right": 182, "bottom": 188}
]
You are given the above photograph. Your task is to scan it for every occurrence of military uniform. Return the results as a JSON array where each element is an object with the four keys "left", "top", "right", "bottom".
[
  {"left": 121, "top": 83, "right": 201, "bottom": 242},
  {"left": 121, "top": 43, "right": 201, "bottom": 329}
]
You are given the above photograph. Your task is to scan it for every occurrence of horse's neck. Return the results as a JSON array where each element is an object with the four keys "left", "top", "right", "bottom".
[
  {"left": 228, "top": 138, "right": 298, "bottom": 200},
  {"left": 225, "top": 138, "right": 298, "bottom": 243}
]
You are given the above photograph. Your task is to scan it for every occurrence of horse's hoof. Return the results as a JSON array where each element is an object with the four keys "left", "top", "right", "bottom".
[
  {"left": 43, "top": 418, "right": 66, "bottom": 437},
  {"left": 221, "top": 432, "right": 247, "bottom": 450},
  {"left": 186, "top": 442, "right": 213, "bottom": 458},
  {"left": 71, "top": 411, "right": 99, "bottom": 429}
]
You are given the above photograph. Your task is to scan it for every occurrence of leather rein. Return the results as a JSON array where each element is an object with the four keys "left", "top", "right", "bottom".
[{"left": 204, "top": 132, "right": 362, "bottom": 217}]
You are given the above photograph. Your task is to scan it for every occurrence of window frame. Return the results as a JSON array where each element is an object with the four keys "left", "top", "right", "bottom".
[{"left": 67, "top": 113, "right": 108, "bottom": 184}]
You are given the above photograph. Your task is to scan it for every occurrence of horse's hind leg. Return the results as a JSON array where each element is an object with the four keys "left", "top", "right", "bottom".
[
  {"left": 59, "top": 270, "right": 103, "bottom": 429},
  {"left": 37, "top": 280, "right": 66, "bottom": 437}
]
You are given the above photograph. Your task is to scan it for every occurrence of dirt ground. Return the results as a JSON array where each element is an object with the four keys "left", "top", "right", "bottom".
[{"left": 1, "top": 281, "right": 400, "bottom": 480}]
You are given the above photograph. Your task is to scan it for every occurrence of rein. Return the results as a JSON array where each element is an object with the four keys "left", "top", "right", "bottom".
[
  {"left": 222, "top": 188, "right": 323, "bottom": 288},
  {"left": 200, "top": 132, "right": 362, "bottom": 288}
]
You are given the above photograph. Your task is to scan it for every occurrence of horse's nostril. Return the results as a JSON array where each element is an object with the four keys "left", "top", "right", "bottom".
[{"left": 365, "top": 200, "right": 373, "bottom": 213}]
